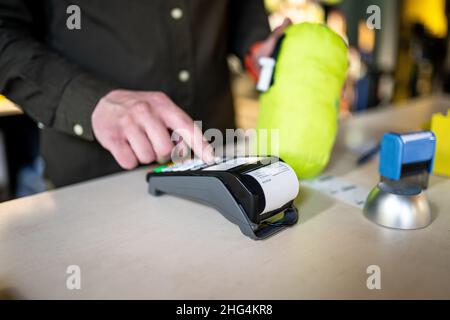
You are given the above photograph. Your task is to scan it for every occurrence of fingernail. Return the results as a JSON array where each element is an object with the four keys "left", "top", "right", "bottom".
[
  {"left": 157, "top": 155, "right": 170, "bottom": 164},
  {"left": 203, "top": 147, "right": 215, "bottom": 164}
]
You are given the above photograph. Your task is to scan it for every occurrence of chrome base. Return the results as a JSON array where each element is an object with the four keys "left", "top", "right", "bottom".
[{"left": 363, "top": 182, "right": 431, "bottom": 230}]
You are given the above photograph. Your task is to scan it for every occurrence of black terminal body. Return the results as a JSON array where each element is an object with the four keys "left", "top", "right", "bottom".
[{"left": 146, "top": 156, "right": 299, "bottom": 240}]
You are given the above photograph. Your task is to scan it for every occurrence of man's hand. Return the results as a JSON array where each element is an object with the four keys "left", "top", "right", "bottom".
[{"left": 92, "top": 90, "right": 214, "bottom": 169}]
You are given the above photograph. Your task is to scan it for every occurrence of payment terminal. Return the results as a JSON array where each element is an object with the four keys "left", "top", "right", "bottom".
[{"left": 146, "top": 156, "right": 300, "bottom": 240}]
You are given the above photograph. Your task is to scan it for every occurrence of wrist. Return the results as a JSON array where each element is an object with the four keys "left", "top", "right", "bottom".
[{"left": 54, "top": 74, "right": 117, "bottom": 141}]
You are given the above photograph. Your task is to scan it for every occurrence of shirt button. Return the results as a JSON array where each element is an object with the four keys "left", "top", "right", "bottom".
[
  {"left": 37, "top": 122, "right": 45, "bottom": 129},
  {"left": 178, "top": 70, "right": 190, "bottom": 82},
  {"left": 170, "top": 8, "right": 183, "bottom": 20},
  {"left": 73, "top": 124, "right": 84, "bottom": 136}
]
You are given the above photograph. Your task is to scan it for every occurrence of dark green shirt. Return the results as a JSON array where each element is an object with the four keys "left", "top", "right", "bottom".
[{"left": 0, "top": 0, "right": 270, "bottom": 186}]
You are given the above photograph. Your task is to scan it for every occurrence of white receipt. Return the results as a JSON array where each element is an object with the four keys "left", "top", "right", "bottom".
[
  {"left": 246, "top": 162, "right": 300, "bottom": 214},
  {"left": 301, "top": 175, "right": 369, "bottom": 209}
]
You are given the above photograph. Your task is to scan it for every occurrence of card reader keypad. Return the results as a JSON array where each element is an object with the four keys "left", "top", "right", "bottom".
[{"left": 153, "top": 158, "right": 222, "bottom": 173}]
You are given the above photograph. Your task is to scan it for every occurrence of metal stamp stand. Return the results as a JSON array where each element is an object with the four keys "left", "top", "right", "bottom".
[{"left": 364, "top": 131, "right": 436, "bottom": 230}]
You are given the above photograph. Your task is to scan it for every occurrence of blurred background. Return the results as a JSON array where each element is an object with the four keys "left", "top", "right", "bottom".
[
  {"left": 234, "top": 0, "right": 450, "bottom": 127},
  {"left": 1, "top": 0, "right": 450, "bottom": 202}
]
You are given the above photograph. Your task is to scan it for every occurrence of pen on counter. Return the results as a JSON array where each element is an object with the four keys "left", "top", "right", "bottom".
[{"left": 357, "top": 144, "right": 380, "bottom": 166}]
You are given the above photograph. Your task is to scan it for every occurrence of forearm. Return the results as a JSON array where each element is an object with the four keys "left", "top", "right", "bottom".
[{"left": 0, "top": 0, "right": 116, "bottom": 140}]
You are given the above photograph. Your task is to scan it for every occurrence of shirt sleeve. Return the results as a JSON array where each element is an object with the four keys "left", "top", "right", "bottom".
[
  {"left": 0, "top": 0, "right": 117, "bottom": 141},
  {"left": 228, "top": 0, "right": 271, "bottom": 61}
]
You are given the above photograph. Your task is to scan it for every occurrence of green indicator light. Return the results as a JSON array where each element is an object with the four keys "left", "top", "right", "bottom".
[{"left": 153, "top": 165, "right": 168, "bottom": 173}]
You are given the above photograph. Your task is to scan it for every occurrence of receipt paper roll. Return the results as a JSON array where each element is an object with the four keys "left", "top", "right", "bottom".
[{"left": 245, "top": 162, "right": 299, "bottom": 214}]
